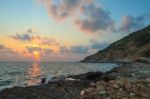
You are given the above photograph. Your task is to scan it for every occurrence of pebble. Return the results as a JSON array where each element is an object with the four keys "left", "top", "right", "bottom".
[
  {"left": 147, "top": 84, "right": 150, "bottom": 87},
  {"left": 85, "top": 87, "right": 93, "bottom": 93},
  {"left": 113, "top": 84, "right": 119, "bottom": 89},
  {"left": 131, "top": 73, "right": 135, "bottom": 77},
  {"left": 145, "top": 78, "right": 150, "bottom": 83},
  {"left": 105, "top": 97, "right": 111, "bottom": 99},
  {"left": 129, "top": 93, "right": 135, "bottom": 96},
  {"left": 99, "top": 91, "right": 106, "bottom": 95},
  {"left": 65, "top": 78, "right": 76, "bottom": 81},
  {"left": 119, "top": 88, "right": 123, "bottom": 91},
  {"left": 80, "top": 90, "right": 85, "bottom": 96},
  {"left": 90, "top": 82, "right": 95, "bottom": 86}
]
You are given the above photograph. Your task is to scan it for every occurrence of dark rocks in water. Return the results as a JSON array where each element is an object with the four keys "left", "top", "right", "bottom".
[
  {"left": 100, "top": 71, "right": 117, "bottom": 82},
  {"left": 41, "top": 78, "right": 46, "bottom": 84},
  {"left": 0, "top": 71, "right": 105, "bottom": 99},
  {"left": 100, "top": 74, "right": 115, "bottom": 82},
  {"left": 0, "top": 80, "right": 90, "bottom": 99},
  {"left": 0, "top": 70, "right": 124, "bottom": 99},
  {"left": 68, "top": 71, "right": 104, "bottom": 82},
  {"left": 1, "top": 63, "right": 149, "bottom": 99}
]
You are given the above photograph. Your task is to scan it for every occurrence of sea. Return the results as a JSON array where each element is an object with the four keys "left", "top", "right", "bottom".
[{"left": 0, "top": 62, "right": 118, "bottom": 91}]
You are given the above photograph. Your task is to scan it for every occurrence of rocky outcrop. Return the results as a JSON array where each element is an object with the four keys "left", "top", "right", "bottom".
[
  {"left": 81, "top": 25, "right": 150, "bottom": 62},
  {"left": 0, "top": 72, "right": 105, "bottom": 99},
  {"left": 81, "top": 79, "right": 150, "bottom": 99},
  {"left": 0, "top": 63, "right": 150, "bottom": 99}
]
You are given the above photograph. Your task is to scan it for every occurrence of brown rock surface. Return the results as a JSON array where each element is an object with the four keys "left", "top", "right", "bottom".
[{"left": 0, "top": 63, "right": 150, "bottom": 99}]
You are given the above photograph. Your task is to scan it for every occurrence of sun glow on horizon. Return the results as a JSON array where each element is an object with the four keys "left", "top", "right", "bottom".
[{"left": 33, "top": 51, "right": 40, "bottom": 61}]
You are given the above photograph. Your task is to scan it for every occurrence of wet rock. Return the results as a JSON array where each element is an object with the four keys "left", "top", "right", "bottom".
[
  {"left": 131, "top": 73, "right": 135, "bottom": 77},
  {"left": 129, "top": 92, "right": 135, "bottom": 96},
  {"left": 113, "top": 84, "right": 119, "bottom": 89},
  {"left": 145, "top": 78, "right": 150, "bottom": 83},
  {"left": 68, "top": 71, "right": 103, "bottom": 82},
  {"left": 85, "top": 87, "right": 94, "bottom": 93},
  {"left": 41, "top": 78, "right": 46, "bottom": 84},
  {"left": 52, "top": 75, "right": 66, "bottom": 80},
  {"left": 65, "top": 78, "right": 77, "bottom": 81},
  {"left": 1, "top": 63, "right": 150, "bottom": 99},
  {"left": 119, "top": 88, "right": 123, "bottom": 91},
  {"left": 98, "top": 90, "right": 106, "bottom": 95},
  {"left": 135, "top": 57, "right": 150, "bottom": 64},
  {"left": 80, "top": 90, "right": 85, "bottom": 96}
]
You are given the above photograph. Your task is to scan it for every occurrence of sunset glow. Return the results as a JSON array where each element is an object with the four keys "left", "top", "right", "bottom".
[
  {"left": 27, "top": 62, "right": 41, "bottom": 85},
  {"left": 0, "top": 0, "right": 150, "bottom": 62},
  {"left": 33, "top": 51, "right": 39, "bottom": 56},
  {"left": 33, "top": 51, "right": 40, "bottom": 61}
]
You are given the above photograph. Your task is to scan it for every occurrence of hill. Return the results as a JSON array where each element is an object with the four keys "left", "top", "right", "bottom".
[{"left": 81, "top": 25, "right": 150, "bottom": 62}]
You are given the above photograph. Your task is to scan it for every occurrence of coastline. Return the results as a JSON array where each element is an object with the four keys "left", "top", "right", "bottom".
[{"left": 0, "top": 62, "right": 150, "bottom": 99}]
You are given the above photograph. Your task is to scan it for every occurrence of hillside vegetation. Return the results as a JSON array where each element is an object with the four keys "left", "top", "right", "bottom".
[{"left": 82, "top": 25, "right": 150, "bottom": 62}]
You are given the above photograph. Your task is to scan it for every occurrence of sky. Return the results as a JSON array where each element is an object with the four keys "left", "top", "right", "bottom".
[{"left": 0, "top": 0, "right": 150, "bottom": 62}]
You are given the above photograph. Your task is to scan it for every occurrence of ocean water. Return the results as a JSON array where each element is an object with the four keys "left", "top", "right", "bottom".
[{"left": 0, "top": 62, "right": 118, "bottom": 91}]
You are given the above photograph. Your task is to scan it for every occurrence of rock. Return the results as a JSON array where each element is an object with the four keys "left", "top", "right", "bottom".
[
  {"left": 68, "top": 71, "right": 103, "bottom": 81},
  {"left": 80, "top": 90, "right": 85, "bottom": 96},
  {"left": 129, "top": 93, "right": 135, "bottom": 96},
  {"left": 85, "top": 87, "right": 94, "bottom": 93},
  {"left": 65, "top": 78, "right": 76, "bottom": 81},
  {"left": 105, "top": 97, "right": 111, "bottom": 99},
  {"left": 53, "top": 75, "right": 66, "bottom": 80},
  {"left": 41, "top": 78, "right": 46, "bottom": 84},
  {"left": 131, "top": 73, "right": 135, "bottom": 77},
  {"left": 135, "top": 57, "right": 150, "bottom": 64},
  {"left": 119, "top": 88, "right": 123, "bottom": 91},
  {"left": 90, "top": 82, "right": 95, "bottom": 86},
  {"left": 99, "top": 91, "right": 106, "bottom": 95},
  {"left": 100, "top": 71, "right": 117, "bottom": 82},
  {"left": 1, "top": 62, "right": 150, "bottom": 99},
  {"left": 113, "top": 84, "right": 119, "bottom": 89},
  {"left": 145, "top": 78, "right": 150, "bottom": 83}
]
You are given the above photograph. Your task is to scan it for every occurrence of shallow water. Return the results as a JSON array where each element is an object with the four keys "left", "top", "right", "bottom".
[{"left": 0, "top": 62, "right": 118, "bottom": 91}]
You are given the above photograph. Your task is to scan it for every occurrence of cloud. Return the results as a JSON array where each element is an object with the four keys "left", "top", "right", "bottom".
[
  {"left": 119, "top": 14, "right": 149, "bottom": 32},
  {"left": 0, "top": 44, "right": 17, "bottom": 54},
  {"left": 10, "top": 34, "right": 33, "bottom": 42},
  {"left": 0, "top": 44, "right": 5, "bottom": 49},
  {"left": 25, "top": 46, "right": 53, "bottom": 55},
  {"left": 60, "top": 45, "right": 89, "bottom": 54},
  {"left": 38, "top": 0, "right": 88, "bottom": 20},
  {"left": 90, "top": 39, "right": 109, "bottom": 50},
  {"left": 39, "top": 0, "right": 115, "bottom": 34},
  {"left": 43, "top": 48, "right": 54, "bottom": 54},
  {"left": 26, "top": 46, "right": 42, "bottom": 52},
  {"left": 9, "top": 28, "right": 41, "bottom": 42},
  {"left": 75, "top": 4, "right": 115, "bottom": 33},
  {"left": 41, "top": 38, "right": 59, "bottom": 46},
  {"left": 59, "top": 46, "right": 70, "bottom": 53},
  {"left": 27, "top": 28, "right": 36, "bottom": 33},
  {"left": 9, "top": 29, "right": 61, "bottom": 47},
  {"left": 71, "top": 45, "right": 89, "bottom": 54},
  {"left": 10, "top": 33, "right": 41, "bottom": 42},
  {"left": 39, "top": 0, "right": 150, "bottom": 34}
]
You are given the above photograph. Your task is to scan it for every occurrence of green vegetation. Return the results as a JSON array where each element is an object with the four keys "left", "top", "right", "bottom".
[{"left": 82, "top": 25, "right": 150, "bottom": 62}]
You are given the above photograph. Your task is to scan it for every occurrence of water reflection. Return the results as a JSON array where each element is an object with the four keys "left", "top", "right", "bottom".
[{"left": 26, "top": 62, "right": 42, "bottom": 86}]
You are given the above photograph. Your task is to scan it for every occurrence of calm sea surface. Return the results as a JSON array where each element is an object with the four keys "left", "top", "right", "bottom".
[{"left": 0, "top": 62, "right": 118, "bottom": 91}]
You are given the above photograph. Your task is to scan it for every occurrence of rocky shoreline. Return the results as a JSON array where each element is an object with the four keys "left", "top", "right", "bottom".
[{"left": 0, "top": 62, "right": 150, "bottom": 99}]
